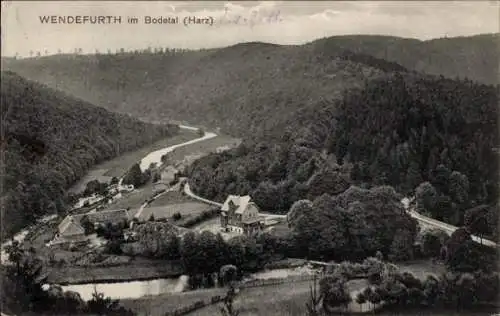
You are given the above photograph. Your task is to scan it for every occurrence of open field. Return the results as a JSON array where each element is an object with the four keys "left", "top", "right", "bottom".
[
  {"left": 137, "top": 202, "right": 210, "bottom": 221},
  {"left": 147, "top": 191, "right": 195, "bottom": 207},
  {"left": 106, "top": 186, "right": 155, "bottom": 212},
  {"left": 187, "top": 278, "right": 369, "bottom": 316},
  {"left": 162, "top": 134, "right": 240, "bottom": 163},
  {"left": 121, "top": 287, "right": 227, "bottom": 316},
  {"left": 264, "top": 220, "right": 292, "bottom": 237},
  {"left": 68, "top": 129, "right": 199, "bottom": 194}
]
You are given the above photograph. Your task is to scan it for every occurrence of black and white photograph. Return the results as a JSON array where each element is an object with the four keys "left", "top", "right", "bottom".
[{"left": 1, "top": 1, "right": 499, "bottom": 315}]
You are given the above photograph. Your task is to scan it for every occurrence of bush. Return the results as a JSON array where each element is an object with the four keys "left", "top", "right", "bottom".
[
  {"left": 172, "top": 212, "right": 182, "bottom": 221},
  {"left": 179, "top": 207, "right": 219, "bottom": 228}
]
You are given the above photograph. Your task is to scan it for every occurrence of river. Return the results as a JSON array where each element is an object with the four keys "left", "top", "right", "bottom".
[
  {"left": 1, "top": 125, "right": 223, "bottom": 300},
  {"left": 59, "top": 267, "right": 317, "bottom": 301},
  {"left": 138, "top": 131, "right": 217, "bottom": 171},
  {"left": 61, "top": 275, "right": 190, "bottom": 301}
]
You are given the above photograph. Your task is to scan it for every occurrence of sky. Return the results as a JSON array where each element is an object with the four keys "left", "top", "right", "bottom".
[{"left": 1, "top": 1, "right": 499, "bottom": 57}]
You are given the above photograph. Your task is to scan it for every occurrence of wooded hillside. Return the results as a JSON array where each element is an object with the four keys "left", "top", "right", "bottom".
[
  {"left": 2, "top": 34, "right": 498, "bottom": 139},
  {"left": 188, "top": 71, "right": 498, "bottom": 237},
  {"left": 1, "top": 71, "right": 178, "bottom": 240}
]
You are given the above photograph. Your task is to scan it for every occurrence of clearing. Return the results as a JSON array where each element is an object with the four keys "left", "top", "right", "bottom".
[{"left": 137, "top": 202, "right": 210, "bottom": 221}]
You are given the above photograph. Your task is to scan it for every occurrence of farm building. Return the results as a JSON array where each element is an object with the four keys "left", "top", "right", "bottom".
[{"left": 54, "top": 209, "right": 133, "bottom": 243}]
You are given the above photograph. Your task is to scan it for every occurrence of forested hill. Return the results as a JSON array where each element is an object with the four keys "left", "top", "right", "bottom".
[
  {"left": 1, "top": 71, "right": 178, "bottom": 241},
  {"left": 2, "top": 34, "right": 498, "bottom": 139},
  {"left": 188, "top": 73, "right": 499, "bottom": 239},
  {"left": 311, "top": 33, "right": 499, "bottom": 85}
]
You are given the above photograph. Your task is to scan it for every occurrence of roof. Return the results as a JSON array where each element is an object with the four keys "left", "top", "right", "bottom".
[
  {"left": 59, "top": 209, "right": 131, "bottom": 233},
  {"left": 58, "top": 215, "right": 84, "bottom": 234},
  {"left": 221, "top": 195, "right": 254, "bottom": 214},
  {"left": 242, "top": 217, "right": 261, "bottom": 224}
]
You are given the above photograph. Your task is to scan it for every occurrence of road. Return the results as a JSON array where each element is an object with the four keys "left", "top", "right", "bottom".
[
  {"left": 184, "top": 182, "right": 287, "bottom": 220},
  {"left": 402, "top": 197, "right": 497, "bottom": 248},
  {"left": 185, "top": 182, "right": 497, "bottom": 249}
]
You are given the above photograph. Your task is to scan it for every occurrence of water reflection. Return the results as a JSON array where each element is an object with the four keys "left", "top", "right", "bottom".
[{"left": 60, "top": 275, "right": 189, "bottom": 301}]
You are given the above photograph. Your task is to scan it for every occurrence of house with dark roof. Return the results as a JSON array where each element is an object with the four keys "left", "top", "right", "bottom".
[
  {"left": 55, "top": 209, "right": 133, "bottom": 242},
  {"left": 220, "top": 195, "right": 262, "bottom": 235}
]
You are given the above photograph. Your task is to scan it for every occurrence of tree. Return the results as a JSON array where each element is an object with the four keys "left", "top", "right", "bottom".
[
  {"left": 449, "top": 171, "right": 469, "bottom": 205},
  {"left": 421, "top": 230, "right": 446, "bottom": 258},
  {"left": 287, "top": 199, "right": 313, "bottom": 227},
  {"left": 320, "top": 275, "right": 352, "bottom": 313},
  {"left": 110, "top": 177, "right": 119, "bottom": 185},
  {"left": 446, "top": 240, "right": 484, "bottom": 272},
  {"left": 464, "top": 205, "right": 491, "bottom": 243},
  {"left": 305, "top": 274, "right": 322, "bottom": 316},
  {"left": 123, "top": 163, "right": 145, "bottom": 188},
  {"left": 355, "top": 291, "right": 367, "bottom": 310},
  {"left": 172, "top": 212, "right": 182, "bottom": 221},
  {"left": 80, "top": 215, "right": 95, "bottom": 235},
  {"left": 2, "top": 242, "right": 50, "bottom": 314},
  {"left": 389, "top": 229, "right": 414, "bottom": 262},
  {"left": 86, "top": 286, "right": 134, "bottom": 315},
  {"left": 219, "top": 264, "right": 238, "bottom": 286},
  {"left": 415, "top": 182, "right": 437, "bottom": 215},
  {"left": 220, "top": 285, "right": 240, "bottom": 316}
]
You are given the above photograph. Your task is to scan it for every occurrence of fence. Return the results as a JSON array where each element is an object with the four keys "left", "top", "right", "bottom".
[
  {"left": 240, "top": 274, "right": 318, "bottom": 289},
  {"left": 163, "top": 294, "right": 226, "bottom": 316}
]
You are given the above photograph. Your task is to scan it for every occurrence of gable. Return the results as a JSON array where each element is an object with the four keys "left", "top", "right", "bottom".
[
  {"left": 221, "top": 195, "right": 240, "bottom": 211},
  {"left": 60, "top": 221, "right": 85, "bottom": 236}
]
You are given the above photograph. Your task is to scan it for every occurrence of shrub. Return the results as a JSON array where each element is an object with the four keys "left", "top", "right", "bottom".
[
  {"left": 180, "top": 207, "right": 219, "bottom": 228},
  {"left": 172, "top": 212, "right": 182, "bottom": 221}
]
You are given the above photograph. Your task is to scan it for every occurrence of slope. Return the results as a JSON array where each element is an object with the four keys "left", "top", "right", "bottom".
[
  {"left": 4, "top": 34, "right": 497, "bottom": 140},
  {"left": 311, "top": 33, "right": 500, "bottom": 85},
  {"left": 1, "top": 71, "right": 178, "bottom": 241}
]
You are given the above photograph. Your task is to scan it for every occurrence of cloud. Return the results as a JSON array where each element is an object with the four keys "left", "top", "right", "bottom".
[{"left": 1, "top": 1, "right": 497, "bottom": 57}]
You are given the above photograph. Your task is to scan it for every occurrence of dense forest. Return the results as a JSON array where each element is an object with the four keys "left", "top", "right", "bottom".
[
  {"left": 2, "top": 34, "right": 498, "bottom": 139},
  {"left": 1, "top": 71, "right": 178, "bottom": 241},
  {"left": 312, "top": 33, "right": 499, "bottom": 85},
  {"left": 188, "top": 72, "right": 498, "bottom": 238}
]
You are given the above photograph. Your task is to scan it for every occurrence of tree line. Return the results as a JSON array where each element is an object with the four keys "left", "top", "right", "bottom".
[{"left": 1, "top": 241, "right": 135, "bottom": 315}]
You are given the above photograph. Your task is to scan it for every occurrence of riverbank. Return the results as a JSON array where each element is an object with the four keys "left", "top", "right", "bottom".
[{"left": 45, "top": 259, "right": 183, "bottom": 285}]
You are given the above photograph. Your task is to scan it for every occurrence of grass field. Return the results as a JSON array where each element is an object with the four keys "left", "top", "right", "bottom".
[
  {"left": 68, "top": 129, "right": 199, "bottom": 193},
  {"left": 162, "top": 134, "right": 240, "bottom": 163},
  {"left": 186, "top": 278, "right": 369, "bottom": 316},
  {"left": 120, "top": 287, "right": 227, "bottom": 316},
  {"left": 107, "top": 187, "right": 155, "bottom": 212},
  {"left": 137, "top": 202, "right": 210, "bottom": 221},
  {"left": 147, "top": 191, "right": 196, "bottom": 207}
]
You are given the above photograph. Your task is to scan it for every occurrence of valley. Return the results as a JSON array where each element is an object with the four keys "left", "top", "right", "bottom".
[{"left": 1, "top": 22, "right": 498, "bottom": 316}]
